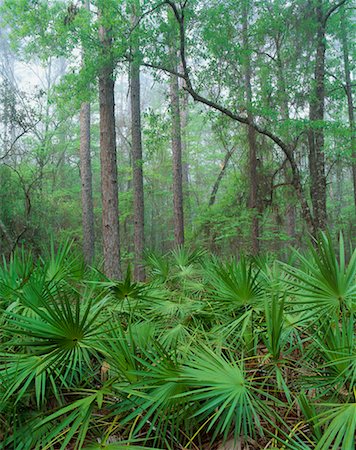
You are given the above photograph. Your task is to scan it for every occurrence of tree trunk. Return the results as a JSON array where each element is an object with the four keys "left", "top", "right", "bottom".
[
  {"left": 275, "top": 36, "right": 296, "bottom": 242},
  {"left": 340, "top": 7, "right": 356, "bottom": 211},
  {"left": 179, "top": 71, "right": 191, "bottom": 224},
  {"left": 99, "top": 23, "right": 121, "bottom": 279},
  {"left": 209, "top": 147, "right": 235, "bottom": 206},
  {"left": 79, "top": 101, "right": 95, "bottom": 265},
  {"left": 242, "top": 0, "right": 259, "bottom": 255},
  {"left": 130, "top": 8, "right": 145, "bottom": 281},
  {"left": 0, "top": 218, "right": 13, "bottom": 255},
  {"left": 79, "top": 0, "right": 95, "bottom": 265},
  {"left": 308, "top": 0, "right": 327, "bottom": 233},
  {"left": 164, "top": 0, "right": 314, "bottom": 234},
  {"left": 170, "top": 59, "right": 185, "bottom": 247}
]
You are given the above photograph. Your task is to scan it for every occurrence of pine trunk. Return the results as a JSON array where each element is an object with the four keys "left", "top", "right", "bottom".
[
  {"left": 79, "top": 101, "right": 95, "bottom": 265},
  {"left": 99, "top": 24, "right": 121, "bottom": 279},
  {"left": 170, "top": 63, "right": 185, "bottom": 247},
  {"left": 179, "top": 74, "right": 191, "bottom": 224},
  {"left": 275, "top": 38, "right": 296, "bottom": 242},
  {"left": 130, "top": 11, "right": 145, "bottom": 281},
  {"left": 242, "top": 0, "right": 259, "bottom": 255},
  {"left": 308, "top": 0, "right": 327, "bottom": 233},
  {"left": 340, "top": 8, "right": 356, "bottom": 211}
]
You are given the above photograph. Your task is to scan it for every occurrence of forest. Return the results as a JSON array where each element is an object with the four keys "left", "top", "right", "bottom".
[{"left": 0, "top": 0, "right": 355, "bottom": 449}]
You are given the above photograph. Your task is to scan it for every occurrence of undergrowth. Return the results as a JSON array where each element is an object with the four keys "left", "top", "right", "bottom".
[{"left": 0, "top": 234, "right": 355, "bottom": 449}]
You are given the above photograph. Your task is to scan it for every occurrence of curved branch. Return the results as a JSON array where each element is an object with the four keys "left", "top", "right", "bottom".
[
  {"left": 323, "top": 0, "right": 348, "bottom": 25},
  {"left": 162, "top": 0, "right": 315, "bottom": 232}
]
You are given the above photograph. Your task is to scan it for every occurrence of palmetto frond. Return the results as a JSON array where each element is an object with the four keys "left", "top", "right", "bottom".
[
  {"left": 1, "top": 235, "right": 355, "bottom": 448},
  {"left": 284, "top": 233, "right": 356, "bottom": 316},
  {"left": 0, "top": 285, "right": 107, "bottom": 405},
  {"left": 178, "top": 347, "right": 281, "bottom": 444},
  {"left": 314, "top": 397, "right": 356, "bottom": 450}
]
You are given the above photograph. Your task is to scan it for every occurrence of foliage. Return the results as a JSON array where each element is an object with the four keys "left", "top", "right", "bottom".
[{"left": 0, "top": 234, "right": 355, "bottom": 448}]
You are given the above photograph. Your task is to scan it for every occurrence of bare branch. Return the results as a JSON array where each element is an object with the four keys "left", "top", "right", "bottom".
[
  {"left": 127, "top": 1, "right": 167, "bottom": 38},
  {"left": 141, "top": 61, "right": 184, "bottom": 79},
  {"left": 323, "top": 0, "right": 348, "bottom": 25},
  {"left": 0, "top": 126, "right": 33, "bottom": 160},
  {"left": 152, "top": 0, "right": 315, "bottom": 231}
]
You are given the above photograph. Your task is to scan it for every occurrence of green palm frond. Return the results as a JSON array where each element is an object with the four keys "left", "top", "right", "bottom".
[
  {"left": 170, "top": 246, "right": 206, "bottom": 268},
  {"left": 43, "top": 239, "right": 85, "bottom": 284},
  {"left": 179, "top": 347, "right": 281, "bottom": 443},
  {"left": 206, "top": 256, "right": 264, "bottom": 309},
  {"left": 1, "top": 287, "right": 106, "bottom": 404},
  {"left": 111, "top": 342, "right": 192, "bottom": 448},
  {"left": 284, "top": 232, "right": 356, "bottom": 316},
  {"left": 144, "top": 250, "right": 170, "bottom": 283},
  {"left": 0, "top": 246, "right": 34, "bottom": 301},
  {"left": 314, "top": 397, "right": 356, "bottom": 450},
  {"left": 34, "top": 390, "right": 105, "bottom": 450},
  {"left": 303, "top": 313, "right": 356, "bottom": 396}
]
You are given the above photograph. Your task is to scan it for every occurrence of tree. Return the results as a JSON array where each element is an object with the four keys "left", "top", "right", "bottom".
[
  {"left": 179, "top": 69, "right": 191, "bottom": 225},
  {"left": 130, "top": 0, "right": 145, "bottom": 281},
  {"left": 1, "top": 0, "right": 355, "bottom": 258},
  {"left": 340, "top": 6, "right": 355, "bottom": 211},
  {"left": 169, "top": 25, "right": 184, "bottom": 246},
  {"left": 157, "top": 0, "right": 315, "bottom": 235},
  {"left": 98, "top": 14, "right": 121, "bottom": 279},
  {"left": 79, "top": 0, "right": 95, "bottom": 265},
  {"left": 307, "top": 0, "right": 348, "bottom": 231},
  {"left": 307, "top": 0, "right": 328, "bottom": 231},
  {"left": 242, "top": 0, "right": 260, "bottom": 254}
]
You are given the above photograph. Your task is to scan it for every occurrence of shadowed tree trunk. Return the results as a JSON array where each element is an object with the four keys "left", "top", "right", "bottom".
[
  {"left": 99, "top": 21, "right": 121, "bottom": 279},
  {"left": 79, "top": 101, "right": 95, "bottom": 265},
  {"left": 340, "top": 7, "right": 356, "bottom": 211},
  {"left": 308, "top": 0, "right": 327, "bottom": 232},
  {"left": 307, "top": 0, "right": 347, "bottom": 233},
  {"left": 130, "top": 5, "right": 145, "bottom": 281},
  {"left": 79, "top": 0, "right": 94, "bottom": 265},
  {"left": 209, "top": 147, "right": 235, "bottom": 207},
  {"left": 179, "top": 72, "right": 191, "bottom": 225},
  {"left": 242, "top": 0, "right": 259, "bottom": 255},
  {"left": 170, "top": 55, "right": 185, "bottom": 246},
  {"left": 275, "top": 33, "right": 296, "bottom": 242}
]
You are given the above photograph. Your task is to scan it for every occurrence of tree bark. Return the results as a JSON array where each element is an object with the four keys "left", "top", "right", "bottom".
[
  {"left": 275, "top": 35, "right": 296, "bottom": 242},
  {"left": 79, "top": 0, "right": 95, "bottom": 265},
  {"left": 99, "top": 23, "right": 121, "bottom": 279},
  {"left": 0, "top": 218, "right": 13, "bottom": 254},
  {"left": 79, "top": 101, "right": 95, "bottom": 265},
  {"left": 130, "top": 7, "right": 145, "bottom": 281},
  {"left": 242, "top": 0, "right": 259, "bottom": 255},
  {"left": 179, "top": 71, "right": 191, "bottom": 224},
  {"left": 308, "top": 0, "right": 328, "bottom": 232},
  {"left": 340, "top": 7, "right": 356, "bottom": 211},
  {"left": 209, "top": 147, "right": 235, "bottom": 206},
  {"left": 170, "top": 58, "right": 185, "bottom": 246}
]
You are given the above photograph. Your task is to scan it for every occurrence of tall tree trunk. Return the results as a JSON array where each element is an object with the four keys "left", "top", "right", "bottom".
[
  {"left": 170, "top": 58, "right": 185, "bottom": 246},
  {"left": 179, "top": 71, "right": 191, "bottom": 224},
  {"left": 79, "top": 101, "right": 95, "bottom": 264},
  {"left": 130, "top": 7, "right": 145, "bottom": 281},
  {"left": 275, "top": 35, "right": 296, "bottom": 242},
  {"left": 209, "top": 147, "right": 235, "bottom": 206},
  {"left": 79, "top": 0, "right": 95, "bottom": 265},
  {"left": 308, "top": 0, "right": 327, "bottom": 233},
  {"left": 340, "top": 7, "right": 356, "bottom": 211},
  {"left": 242, "top": 0, "right": 259, "bottom": 255},
  {"left": 99, "top": 22, "right": 121, "bottom": 279}
]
